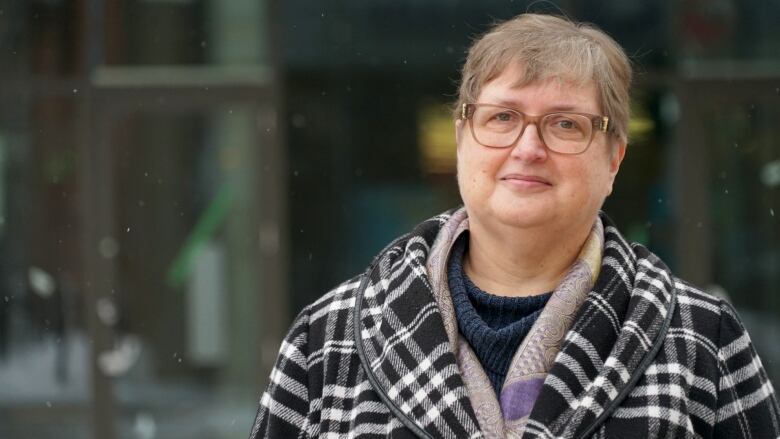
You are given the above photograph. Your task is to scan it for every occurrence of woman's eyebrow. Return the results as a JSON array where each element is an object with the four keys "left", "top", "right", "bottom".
[
  {"left": 544, "top": 104, "right": 588, "bottom": 113},
  {"left": 484, "top": 99, "right": 591, "bottom": 113}
]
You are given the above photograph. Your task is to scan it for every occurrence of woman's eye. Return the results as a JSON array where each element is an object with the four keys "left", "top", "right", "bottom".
[
  {"left": 493, "top": 112, "right": 513, "bottom": 122},
  {"left": 557, "top": 119, "right": 574, "bottom": 129}
]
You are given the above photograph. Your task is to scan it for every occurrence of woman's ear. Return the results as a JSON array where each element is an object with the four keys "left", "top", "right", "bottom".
[
  {"left": 604, "top": 140, "right": 627, "bottom": 196},
  {"left": 609, "top": 140, "right": 627, "bottom": 176}
]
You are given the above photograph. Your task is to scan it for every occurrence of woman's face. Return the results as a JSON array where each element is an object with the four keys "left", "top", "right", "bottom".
[{"left": 455, "top": 63, "right": 626, "bottom": 236}]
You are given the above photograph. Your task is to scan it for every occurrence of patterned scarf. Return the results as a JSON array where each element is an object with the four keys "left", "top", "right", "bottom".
[{"left": 426, "top": 207, "right": 604, "bottom": 438}]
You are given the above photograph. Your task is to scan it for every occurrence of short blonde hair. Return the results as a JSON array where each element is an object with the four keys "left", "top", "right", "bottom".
[{"left": 454, "top": 14, "right": 632, "bottom": 142}]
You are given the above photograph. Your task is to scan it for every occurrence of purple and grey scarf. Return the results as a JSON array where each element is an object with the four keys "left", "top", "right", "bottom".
[{"left": 426, "top": 207, "right": 604, "bottom": 438}]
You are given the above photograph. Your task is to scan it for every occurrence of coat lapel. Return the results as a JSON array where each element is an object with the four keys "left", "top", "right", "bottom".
[
  {"left": 355, "top": 211, "right": 482, "bottom": 438},
  {"left": 524, "top": 215, "right": 676, "bottom": 438},
  {"left": 355, "top": 210, "right": 675, "bottom": 438}
]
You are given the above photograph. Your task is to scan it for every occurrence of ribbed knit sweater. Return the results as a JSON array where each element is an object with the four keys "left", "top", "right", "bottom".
[{"left": 447, "top": 233, "right": 552, "bottom": 395}]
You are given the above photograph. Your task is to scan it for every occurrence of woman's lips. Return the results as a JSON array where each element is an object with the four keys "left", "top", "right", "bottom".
[{"left": 500, "top": 174, "right": 552, "bottom": 189}]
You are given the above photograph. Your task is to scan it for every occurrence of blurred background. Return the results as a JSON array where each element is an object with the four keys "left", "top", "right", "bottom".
[{"left": 0, "top": 0, "right": 778, "bottom": 438}]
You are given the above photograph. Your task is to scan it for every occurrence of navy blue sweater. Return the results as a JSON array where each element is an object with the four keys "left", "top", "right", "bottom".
[{"left": 447, "top": 233, "right": 552, "bottom": 395}]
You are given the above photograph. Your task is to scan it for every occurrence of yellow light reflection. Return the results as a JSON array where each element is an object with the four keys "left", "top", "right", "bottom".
[{"left": 418, "top": 102, "right": 457, "bottom": 174}]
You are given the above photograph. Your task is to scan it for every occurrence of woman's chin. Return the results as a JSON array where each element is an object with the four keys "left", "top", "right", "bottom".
[{"left": 483, "top": 202, "right": 555, "bottom": 231}]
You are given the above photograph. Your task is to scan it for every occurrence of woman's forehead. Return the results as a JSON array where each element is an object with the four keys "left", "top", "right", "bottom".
[
  {"left": 478, "top": 68, "right": 600, "bottom": 112},
  {"left": 485, "top": 60, "right": 592, "bottom": 87}
]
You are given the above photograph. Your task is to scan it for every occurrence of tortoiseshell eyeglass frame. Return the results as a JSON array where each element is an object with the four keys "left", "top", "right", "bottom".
[{"left": 460, "top": 103, "right": 613, "bottom": 155}]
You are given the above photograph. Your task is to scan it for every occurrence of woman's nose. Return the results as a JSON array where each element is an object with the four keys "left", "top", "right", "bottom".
[{"left": 509, "top": 123, "right": 548, "bottom": 162}]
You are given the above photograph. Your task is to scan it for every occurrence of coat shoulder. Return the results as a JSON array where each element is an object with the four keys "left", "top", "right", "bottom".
[
  {"left": 672, "top": 278, "right": 724, "bottom": 318},
  {"left": 309, "top": 275, "right": 364, "bottom": 316},
  {"left": 669, "top": 277, "right": 736, "bottom": 349},
  {"left": 300, "top": 274, "right": 365, "bottom": 350}
]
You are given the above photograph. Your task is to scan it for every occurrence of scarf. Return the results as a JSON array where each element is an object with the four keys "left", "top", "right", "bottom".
[{"left": 426, "top": 207, "right": 604, "bottom": 438}]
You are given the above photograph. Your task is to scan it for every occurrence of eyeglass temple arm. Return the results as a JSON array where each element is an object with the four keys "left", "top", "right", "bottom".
[{"left": 600, "top": 116, "right": 610, "bottom": 132}]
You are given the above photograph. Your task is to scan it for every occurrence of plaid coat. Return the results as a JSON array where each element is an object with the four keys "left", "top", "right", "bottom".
[{"left": 250, "top": 210, "right": 780, "bottom": 438}]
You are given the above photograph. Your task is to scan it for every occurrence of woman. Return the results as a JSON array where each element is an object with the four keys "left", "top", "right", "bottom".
[{"left": 250, "top": 14, "right": 780, "bottom": 438}]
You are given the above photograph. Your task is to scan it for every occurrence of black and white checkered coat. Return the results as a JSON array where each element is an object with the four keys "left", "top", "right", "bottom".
[{"left": 250, "top": 210, "right": 780, "bottom": 438}]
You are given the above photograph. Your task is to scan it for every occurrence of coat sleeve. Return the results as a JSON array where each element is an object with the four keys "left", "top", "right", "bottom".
[
  {"left": 713, "top": 300, "right": 780, "bottom": 437},
  {"left": 249, "top": 306, "right": 312, "bottom": 439}
]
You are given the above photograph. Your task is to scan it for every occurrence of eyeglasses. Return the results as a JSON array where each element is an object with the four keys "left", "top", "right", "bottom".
[{"left": 460, "top": 103, "right": 612, "bottom": 155}]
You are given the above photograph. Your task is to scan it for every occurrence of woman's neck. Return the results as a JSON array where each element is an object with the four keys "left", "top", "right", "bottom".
[{"left": 463, "top": 217, "right": 593, "bottom": 297}]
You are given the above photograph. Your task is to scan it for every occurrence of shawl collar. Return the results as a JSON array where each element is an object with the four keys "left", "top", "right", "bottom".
[
  {"left": 353, "top": 210, "right": 482, "bottom": 438},
  {"left": 523, "top": 213, "right": 676, "bottom": 438},
  {"left": 354, "top": 210, "right": 676, "bottom": 439}
]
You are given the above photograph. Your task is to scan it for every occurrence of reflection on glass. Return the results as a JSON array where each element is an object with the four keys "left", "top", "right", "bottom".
[{"left": 705, "top": 101, "right": 780, "bottom": 385}]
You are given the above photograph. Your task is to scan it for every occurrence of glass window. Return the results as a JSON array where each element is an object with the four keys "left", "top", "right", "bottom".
[
  {"left": 0, "top": 94, "right": 90, "bottom": 438},
  {"left": 703, "top": 96, "right": 780, "bottom": 383},
  {"left": 0, "top": 1, "right": 280, "bottom": 438}
]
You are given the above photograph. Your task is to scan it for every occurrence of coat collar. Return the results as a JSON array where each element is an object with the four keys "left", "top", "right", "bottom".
[
  {"left": 353, "top": 210, "right": 676, "bottom": 438},
  {"left": 523, "top": 214, "right": 677, "bottom": 438},
  {"left": 353, "top": 210, "right": 481, "bottom": 438}
]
